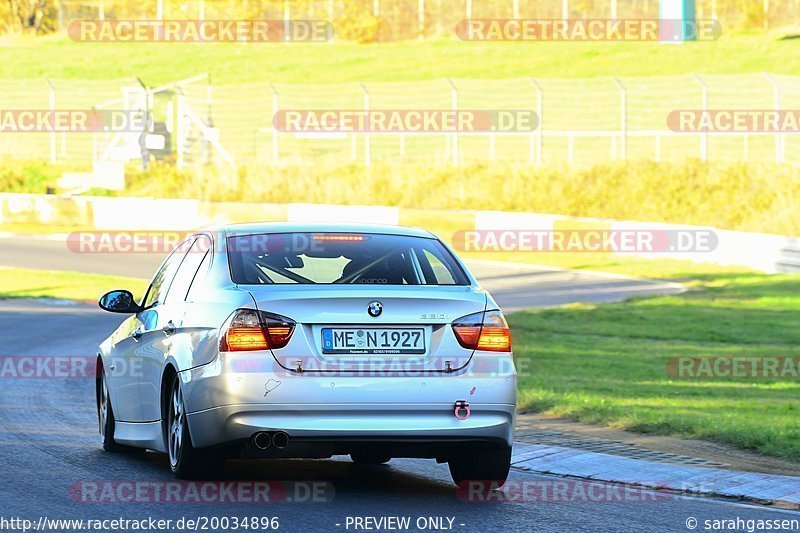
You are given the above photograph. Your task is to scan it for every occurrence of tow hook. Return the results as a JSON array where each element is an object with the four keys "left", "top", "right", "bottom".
[{"left": 454, "top": 400, "right": 470, "bottom": 420}]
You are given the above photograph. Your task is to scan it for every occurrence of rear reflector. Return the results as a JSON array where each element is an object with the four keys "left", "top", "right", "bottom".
[{"left": 452, "top": 310, "right": 511, "bottom": 352}]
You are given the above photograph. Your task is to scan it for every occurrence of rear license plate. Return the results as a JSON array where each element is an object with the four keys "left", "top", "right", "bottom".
[{"left": 321, "top": 328, "right": 425, "bottom": 354}]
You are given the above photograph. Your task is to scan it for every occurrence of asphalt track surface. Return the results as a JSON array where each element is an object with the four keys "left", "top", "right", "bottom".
[
  {"left": 1, "top": 235, "right": 797, "bottom": 532},
  {"left": 0, "top": 234, "right": 686, "bottom": 310}
]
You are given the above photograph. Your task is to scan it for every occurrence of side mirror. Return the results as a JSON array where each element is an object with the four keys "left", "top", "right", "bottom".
[{"left": 99, "top": 290, "right": 143, "bottom": 314}]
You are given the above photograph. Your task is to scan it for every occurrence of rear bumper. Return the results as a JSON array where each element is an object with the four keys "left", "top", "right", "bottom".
[
  {"left": 186, "top": 402, "right": 515, "bottom": 450},
  {"left": 181, "top": 352, "right": 517, "bottom": 451}
]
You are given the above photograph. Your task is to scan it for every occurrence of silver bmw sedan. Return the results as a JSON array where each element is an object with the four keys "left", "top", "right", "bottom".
[{"left": 96, "top": 222, "right": 517, "bottom": 485}]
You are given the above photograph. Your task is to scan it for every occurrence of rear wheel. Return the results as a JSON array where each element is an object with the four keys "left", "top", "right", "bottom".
[
  {"left": 98, "top": 366, "right": 141, "bottom": 453},
  {"left": 448, "top": 446, "right": 512, "bottom": 487},
  {"left": 350, "top": 453, "right": 391, "bottom": 465},
  {"left": 166, "top": 375, "right": 223, "bottom": 479}
]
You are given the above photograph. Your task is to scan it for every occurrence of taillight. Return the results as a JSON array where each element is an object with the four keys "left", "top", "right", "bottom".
[
  {"left": 220, "top": 309, "right": 296, "bottom": 352},
  {"left": 452, "top": 310, "right": 511, "bottom": 352}
]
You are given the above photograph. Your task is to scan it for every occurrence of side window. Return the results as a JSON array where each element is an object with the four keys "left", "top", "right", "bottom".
[
  {"left": 420, "top": 249, "right": 457, "bottom": 285},
  {"left": 142, "top": 238, "right": 194, "bottom": 309},
  {"left": 165, "top": 236, "right": 211, "bottom": 305},
  {"left": 186, "top": 247, "right": 212, "bottom": 302}
]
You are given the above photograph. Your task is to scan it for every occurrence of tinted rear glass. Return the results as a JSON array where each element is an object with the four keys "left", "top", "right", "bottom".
[{"left": 227, "top": 232, "right": 469, "bottom": 285}]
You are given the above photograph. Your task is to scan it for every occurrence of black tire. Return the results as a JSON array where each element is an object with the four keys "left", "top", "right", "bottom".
[
  {"left": 350, "top": 453, "right": 391, "bottom": 465},
  {"left": 166, "top": 375, "right": 223, "bottom": 479},
  {"left": 97, "top": 366, "right": 140, "bottom": 453},
  {"left": 448, "top": 446, "right": 512, "bottom": 487}
]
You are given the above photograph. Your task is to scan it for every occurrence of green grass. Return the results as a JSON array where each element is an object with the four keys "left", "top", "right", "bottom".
[
  {"left": 0, "top": 266, "right": 147, "bottom": 301},
  {"left": 1, "top": 32, "right": 800, "bottom": 84},
  {"left": 511, "top": 270, "right": 800, "bottom": 461}
]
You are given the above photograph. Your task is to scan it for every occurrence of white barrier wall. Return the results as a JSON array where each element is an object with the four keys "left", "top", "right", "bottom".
[
  {"left": 1, "top": 193, "right": 797, "bottom": 273},
  {"left": 91, "top": 197, "right": 201, "bottom": 230},
  {"left": 474, "top": 211, "right": 800, "bottom": 274},
  {"left": 287, "top": 203, "right": 399, "bottom": 225}
]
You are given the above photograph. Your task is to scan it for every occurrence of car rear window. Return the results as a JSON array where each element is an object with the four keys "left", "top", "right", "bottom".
[{"left": 227, "top": 232, "right": 470, "bottom": 286}]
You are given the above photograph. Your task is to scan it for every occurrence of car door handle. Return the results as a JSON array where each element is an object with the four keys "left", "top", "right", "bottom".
[
  {"left": 163, "top": 321, "right": 176, "bottom": 337},
  {"left": 131, "top": 328, "right": 143, "bottom": 342}
]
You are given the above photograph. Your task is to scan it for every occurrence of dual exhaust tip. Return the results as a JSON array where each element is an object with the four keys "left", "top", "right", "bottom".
[{"left": 252, "top": 431, "right": 290, "bottom": 450}]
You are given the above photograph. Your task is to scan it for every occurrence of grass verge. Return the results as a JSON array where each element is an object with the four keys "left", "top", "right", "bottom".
[
  {"left": 0, "top": 266, "right": 147, "bottom": 302},
  {"left": 2, "top": 33, "right": 800, "bottom": 83},
  {"left": 510, "top": 270, "right": 800, "bottom": 461},
  {"left": 5, "top": 159, "right": 800, "bottom": 236}
]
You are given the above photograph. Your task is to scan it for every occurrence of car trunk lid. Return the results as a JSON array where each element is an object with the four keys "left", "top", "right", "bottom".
[{"left": 247, "top": 285, "right": 487, "bottom": 374}]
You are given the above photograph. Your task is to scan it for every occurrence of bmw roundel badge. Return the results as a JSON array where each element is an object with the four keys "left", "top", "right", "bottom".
[{"left": 368, "top": 301, "right": 383, "bottom": 317}]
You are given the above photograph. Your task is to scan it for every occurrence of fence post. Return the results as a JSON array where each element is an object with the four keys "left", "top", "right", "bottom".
[
  {"left": 446, "top": 78, "right": 459, "bottom": 165},
  {"left": 45, "top": 79, "right": 56, "bottom": 164},
  {"left": 373, "top": 0, "right": 380, "bottom": 17},
  {"left": 206, "top": 77, "right": 213, "bottom": 125},
  {"left": 466, "top": 0, "right": 472, "bottom": 19},
  {"left": 139, "top": 77, "right": 152, "bottom": 171},
  {"left": 613, "top": 77, "right": 627, "bottom": 160},
  {"left": 268, "top": 83, "right": 279, "bottom": 162},
  {"left": 694, "top": 74, "right": 708, "bottom": 161},
  {"left": 529, "top": 78, "right": 543, "bottom": 166},
  {"left": 513, "top": 0, "right": 519, "bottom": 18},
  {"left": 562, "top": 0, "right": 569, "bottom": 21},
  {"left": 611, "top": 0, "right": 617, "bottom": 20},
  {"left": 418, "top": 0, "right": 425, "bottom": 40},
  {"left": 176, "top": 94, "right": 184, "bottom": 169},
  {"left": 763, "top": 72, "right": 783, "bottom": 163},
  {"left": 199, "top": 0, "right": 205, "bottom": 22},
  {"left": 360, "top": 83, "right": 371, "bottom": 166},
  {"left": 284, "top": 1, "right": 291, "bottom": 42},
  {"left": 157, "top": 0, "right": 163, "bottom": 20}
]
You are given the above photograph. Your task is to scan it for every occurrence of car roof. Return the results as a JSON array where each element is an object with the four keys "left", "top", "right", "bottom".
[{"left": 201, "top": 222, "right": 436, "bottom": 239}]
